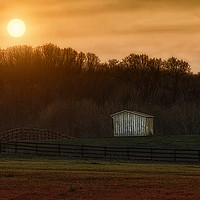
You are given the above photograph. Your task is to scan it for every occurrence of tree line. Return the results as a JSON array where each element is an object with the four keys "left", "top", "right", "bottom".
[{"left": 0, "top": 43, "right": 199, "bottom": 137}]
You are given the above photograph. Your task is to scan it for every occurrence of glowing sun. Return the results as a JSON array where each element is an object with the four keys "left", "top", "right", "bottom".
[{"left": 7, "top": 19, "right": 26, "bottom": 38}]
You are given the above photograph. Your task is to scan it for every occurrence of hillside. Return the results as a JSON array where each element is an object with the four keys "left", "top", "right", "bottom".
[{"left": 46, "top": 135, "right": 200, "bottom": 150}]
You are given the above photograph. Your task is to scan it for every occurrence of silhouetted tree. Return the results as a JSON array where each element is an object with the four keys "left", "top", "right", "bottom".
[
  {"left": 86, "top": 52, "right": 100, "bottom": 71},
  {"left": 0, "top": 44, "right": 199, "bottom": 137},
  {"left": 164, "top": 57, "right": 191, "bottom": 102}
]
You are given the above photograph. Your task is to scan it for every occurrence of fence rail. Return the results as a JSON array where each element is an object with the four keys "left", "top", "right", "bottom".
[
  {"left": 0, "top": 127, "right": 73, "bottom": 141},
  {"left": 0, "top": 141, "right": 200, "bottom": 162}
]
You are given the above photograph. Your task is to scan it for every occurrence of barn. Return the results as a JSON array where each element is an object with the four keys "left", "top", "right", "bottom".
[{"left": 111, "top": 110, "right": 154, "bottom": 137}]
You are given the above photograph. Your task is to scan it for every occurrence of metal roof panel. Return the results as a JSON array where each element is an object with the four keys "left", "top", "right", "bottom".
[{"left": 110, "top": 110, "right": 154, "bottom": 118}]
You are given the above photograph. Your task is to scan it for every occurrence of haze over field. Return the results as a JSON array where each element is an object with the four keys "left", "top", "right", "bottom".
[{"left": 1, "top": 0, "right": 200, "bottom": 72}]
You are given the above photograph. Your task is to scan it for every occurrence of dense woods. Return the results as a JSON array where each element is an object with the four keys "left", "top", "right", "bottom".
[{"left": 0, "top": 43, "right": 199, "bottom": 137}]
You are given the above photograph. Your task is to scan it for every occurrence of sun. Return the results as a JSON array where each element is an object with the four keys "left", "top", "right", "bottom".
[{"left": 7, "top": 19, "right": 26, "bottom": 38}]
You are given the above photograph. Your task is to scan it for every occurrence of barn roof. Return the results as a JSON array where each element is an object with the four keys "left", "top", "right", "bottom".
[{"left": 110, "top": 110, "right": 154, "bottom": 118}]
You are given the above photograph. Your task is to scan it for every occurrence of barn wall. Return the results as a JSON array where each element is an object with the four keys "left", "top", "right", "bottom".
[
  {"left": 147, "top": 118, "right": 154, "bottom": 135},
  {"left": 113, "top": 112, "right": 151, "bottom": 136}
]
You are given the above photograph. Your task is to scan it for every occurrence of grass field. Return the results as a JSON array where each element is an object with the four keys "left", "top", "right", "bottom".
[
  {"left": 0, "top": 155, "right": 200, "bottom": 200},
  {"left": 45, "top": 135, "right": 200, "bottom": 149}
]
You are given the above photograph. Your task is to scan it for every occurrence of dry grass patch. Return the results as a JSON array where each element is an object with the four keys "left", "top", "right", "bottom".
[{"left": 0, "top": 156, "right": 200, "bottom": 200}]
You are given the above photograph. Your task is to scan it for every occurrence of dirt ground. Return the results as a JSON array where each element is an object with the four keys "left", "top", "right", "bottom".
[{"left": 0, "top": 156, "right": 200, "bottom": 200}]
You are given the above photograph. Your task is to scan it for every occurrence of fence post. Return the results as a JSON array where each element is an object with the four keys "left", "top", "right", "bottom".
[
  {"left": 174, "top": 149, "right": 176, "bottom": 161},
  {"left": 104, "top": 146, "right": 107, "bottom": 158},
  {"left": 15, "top": 142, "right": 17, "bottom": 153},
  {"left": 35, "top": 144, "right": 38, "bottom": 156},
  {"left": 127, "top": 148, "right": 130, "bottom": 160},
  {"left": 150, "top": 149, "right": 153, "bottom": 160},
  {"left": 58, "top": 144, "right": 61, "bottom": 156}
]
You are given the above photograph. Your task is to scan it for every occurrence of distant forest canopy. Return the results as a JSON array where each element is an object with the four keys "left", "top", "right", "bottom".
[{"left": 0, "top": 43, "right": 199, "bottom": 137}]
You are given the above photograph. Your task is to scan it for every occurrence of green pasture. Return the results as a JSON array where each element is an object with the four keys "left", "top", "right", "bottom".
[
  {"left": 45, "top": 135, "right": 200, "bottom": 149},
  {"left": 0, "top": 154, "right": 198, "bottom": 172}
]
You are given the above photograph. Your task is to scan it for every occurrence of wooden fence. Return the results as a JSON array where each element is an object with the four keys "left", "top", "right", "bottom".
[
  {"left": 0, "top": 141, "right": 200, "bottom": 162},
  {"left": 0, "top": 127, "right": 73, "bottom": 141}
]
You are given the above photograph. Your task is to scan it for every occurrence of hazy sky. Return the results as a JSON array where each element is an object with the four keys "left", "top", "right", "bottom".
[{"left": 1, "top": 0, "right": 200, "bottom": 72}]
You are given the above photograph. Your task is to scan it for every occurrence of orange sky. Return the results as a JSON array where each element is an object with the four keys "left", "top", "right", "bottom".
[{"left": 1, "top": 0, "right": 200, "bottom": 73}]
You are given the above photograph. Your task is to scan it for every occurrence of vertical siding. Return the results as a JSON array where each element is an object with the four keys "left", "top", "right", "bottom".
[
  {"left": 135, "top": 116, "right": 137, "bottom": 136},
  {"left": 127, "top": 113, "right": 131, "bottom": 136},
  {"left": 145, "top": 118, "right": 148, "bottom": 136},
  {"left": 117, "top": 115, "right": 119, "bottom": 136},
  {"left": 132, "top": 115, "right": 134, "bottom": 136},
  {"left": 125, "top": 113, "right": 127, "bottom": 136},
  {"left": 134, "top": 115, "right": 136, "bottom": 136},
  {"left": 113, "top": 118, "right": 116, "bottom": 136},
  {"left": 150, "top": 118, "right": 154, "bottom": 135},
  {"left": 118, "top": 115, "right": 120, "bottom": 136},
  {"left": 130, "top": 115, "right": 132, "bottom": 136},
  {"left": 122, "top": 113, "right": 124, "bottom": 136},
  {"left": 129, "top": 114, "right": 131, "bottom": 136},
  {"left": 114, "top": 117, "right": 116, "bottom": 136},
  {"left": 142, "top": 117, "right": 144, "bottom": 136},
  {"left": 146, "top": 118, "right": 153, "bottom": 136},
  {"left": 117, "top": 115, "right": 120, "bottom": 136},
  {"left": 147, "top": 118, "right": 149, "bottom": 136},
  {"left": 138, "top": 116, "right": 140, "bottom": 136},
  {"left": 132, "top": 115, "right": 135, "bottom": 136},
  {"left": 120, "top": 114, "right": 122, "bottom": 136},
  {"left": 141, "top": 118, "right": 143, "bottom": 136},
  {"left": 126, "top": 113, "right": 128, "bottom": 136},
  {"left": 116, "top": 116, "right": 118, "bottom": 136},
  {"left": 112, "top": 111, "right": 153, "bottom": 137},
  {"left": 136, "top": 116, "right": 138, "bottom": 136},
  {"left": 136, "top": 116, "right": 139, "bottom": 136},
  {"left": 124, "top": 112, "right": 126, "bottom": 136},
  {"left": 129, "top": 114, "right": 130, "bottom": 135},
  {"left": 142, "top": 118, "right": 146, "bottom": 136},
  {"left": 119, "top": 114, "right": 121, "bottom": 136}
]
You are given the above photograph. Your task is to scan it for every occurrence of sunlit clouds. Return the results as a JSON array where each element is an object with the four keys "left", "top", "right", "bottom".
[{"left": 1, "top": 0, "right": 200, "bottom": 72}]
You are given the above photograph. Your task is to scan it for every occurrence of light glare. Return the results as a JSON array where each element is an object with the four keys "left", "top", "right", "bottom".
[{"left": 7, "top": 19, "right": 26, "bottom": 38}]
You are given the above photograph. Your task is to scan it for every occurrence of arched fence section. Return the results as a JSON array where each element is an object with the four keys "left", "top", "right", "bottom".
[{"left": 0, "top": 127, "right": 73, "bottom": 141}]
